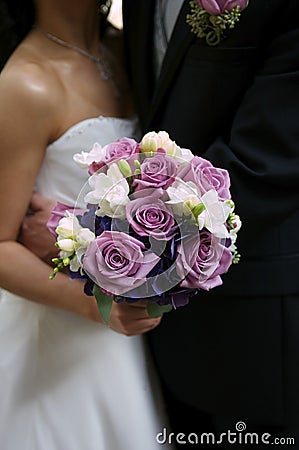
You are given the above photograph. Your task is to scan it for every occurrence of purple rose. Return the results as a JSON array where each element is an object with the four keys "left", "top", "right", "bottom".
[
  {"left": 176, "top": 230, "right": 232, "bottom": 290},
  {"left": 87, "top": 138, "right": 139, "bottom": 175},
  {"left": 126, "top": 189, "right": 176, "bottom": 241},
  {"left": 104, "top": 137, "right": 139, "bottom": 164},
  {"left": 83, "top": 231, "right": 160, "bottom": 296},
  {"left": 179, "top": 156, "right": 231, "bottom": 200},
  {"left": 46, "top": 202, "right": 85, "bottom": 237},
  {"left": 134, "top": 152, "right": 178, "bottom": 191},
  {"left": 198, "top": 0, "right": 248, "bottom": 15}
]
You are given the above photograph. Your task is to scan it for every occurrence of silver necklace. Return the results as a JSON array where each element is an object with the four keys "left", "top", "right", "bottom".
[{"left": 34, "top": 26, "right": 113, "bottom": 81}]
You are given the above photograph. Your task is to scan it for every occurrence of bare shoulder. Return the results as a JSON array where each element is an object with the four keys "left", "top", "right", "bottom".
[
  {"left": 0, "top": 43, "right": 66, "bottom": 143},
  {"left": 0, "top": 55, "right": 61, "bottom": 117}
]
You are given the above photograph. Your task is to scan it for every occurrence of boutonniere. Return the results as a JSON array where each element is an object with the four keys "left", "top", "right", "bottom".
[{"left": 186, "top": 0, "right": 249, "bottom": 46}]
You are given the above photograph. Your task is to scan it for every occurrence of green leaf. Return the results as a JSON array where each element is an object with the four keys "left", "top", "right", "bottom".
[
  {"left": 93, "top": 284, "right": 113, "bottom": 325},
  {"left": 147, "top": 302, "right": 173, "bottom": 318}
]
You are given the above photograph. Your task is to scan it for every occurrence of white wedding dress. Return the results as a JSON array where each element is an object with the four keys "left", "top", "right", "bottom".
[{"left": 0, "top": 116, "right": 171, "bottom": 450}]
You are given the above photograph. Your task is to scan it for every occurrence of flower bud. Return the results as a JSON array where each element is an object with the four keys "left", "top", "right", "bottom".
[
  {"left": 141, "top": 132, "right": 160, "bottom": 153},
  {"left": 191, "top": 203, "right": 205, "bottom": 219},
  {"left": 118, "top": 159, "right": 132, "bottom": 178},
  {"left": 56, "top": 238, "right": 76, "bottom": 253},
  {"left": 56, "top": 215, "right": 81, "bottom": 239},
  {"left": 229, "top": 213, "right": 242, "bottom": 233}
]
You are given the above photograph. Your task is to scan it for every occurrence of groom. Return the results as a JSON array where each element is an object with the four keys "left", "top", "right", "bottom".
[{"left": 122, "top": 0, "right": 299, "bottom": 447}]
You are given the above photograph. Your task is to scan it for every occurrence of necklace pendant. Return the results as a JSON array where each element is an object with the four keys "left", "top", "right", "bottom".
[{"left": 96, "top": 61, "right": 112, "bottom": 81}]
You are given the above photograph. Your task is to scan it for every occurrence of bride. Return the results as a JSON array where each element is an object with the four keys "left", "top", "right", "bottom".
[{"left": 0, "top": 1, "right": 171, "bottom": 449}]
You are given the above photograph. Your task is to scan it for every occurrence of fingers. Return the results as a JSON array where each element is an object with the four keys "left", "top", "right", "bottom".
[
  {"left": 88, "top": 299, "right": 162, "bottom": 335},
  {"left": 108, "top": 302, "right": 162, "bottom": 336},
  {"left": 124, "top": 300, "right": 148, "bottom": 308},
  {"left": 115, "top": 301, "right": 148, "bottom": 315},
  {"left": 110, "top": 317, "right": 161, "bottom": 337},
  {"left": 28, "top": 192, "right": 46, "bottom": 211},
  {"left": 113, "top": 317, "right": 160, "bottom": 336},
  {"left": 28, "top": 191, "right": 55, "bottom": 212}
]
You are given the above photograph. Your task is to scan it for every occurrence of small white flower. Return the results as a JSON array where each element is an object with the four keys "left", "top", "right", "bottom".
[
  {"left": 227, "top": 212, "right": 242, "bottom": 253},
  {"left": 56, "top": 238, "right": 77, "bottom": 253},
  {"left": 167, "top": 181, "right": 231, "bottom": 238},
  {"left": 70, "top": 254, "right": 81, "bottom": 272},
  {"left": 76, "top": 228, "right": 95, "bottom": 247},
  {"left": 229, "top": 212, "right": 242, "bottom": 234},
  {"left": 55, "top": 211, "right": 96, "bottom": 264},
  {"left": 73, "top": 143, "right": 105, "bottom": 168},
  {"left": 197, "top": 190, "right": 231, "bottom": 238},
  {"left": 167, "top": 179, "right": 203, "bottom": 215},
  {"left": 84, "top": 163, "right": 130, "bottom": 219},
  {"left": 56, "top": 213, "right": 82, "bottom": 240},
  {"left": 140, "top": 131, "right": 160, "bottom": 153},
  {"left": 141, "top": 130, "right": 181, "bottom": 157}
]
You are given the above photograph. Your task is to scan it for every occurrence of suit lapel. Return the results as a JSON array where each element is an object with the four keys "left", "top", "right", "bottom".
[{"left": 146, "top": 0, "right": 195, "bottom": 129}]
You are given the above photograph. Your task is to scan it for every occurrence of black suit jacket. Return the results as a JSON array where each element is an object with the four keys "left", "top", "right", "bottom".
[{"left": 123, "top": 0, "right": 299, "bottom": 422}]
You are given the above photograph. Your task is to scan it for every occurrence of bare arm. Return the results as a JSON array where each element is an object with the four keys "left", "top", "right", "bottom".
[
  {"left": 18, "top": 192, "right": 58, "bottom": 264},
  {"left": 0, "top": 64, "right": 160, "bottom": 335},
  {"left": 0, "top": 64, "right": 95, "bottom": 315}
]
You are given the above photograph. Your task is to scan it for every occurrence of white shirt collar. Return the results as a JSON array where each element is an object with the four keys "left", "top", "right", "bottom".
[{"left": 154, "top": 0, "right": 185, "bottom": 78}]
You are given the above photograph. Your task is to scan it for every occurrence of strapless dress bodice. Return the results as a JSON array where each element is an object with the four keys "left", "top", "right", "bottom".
[{"left": 35, "top": 115, "right": 139, "bottom": 207}]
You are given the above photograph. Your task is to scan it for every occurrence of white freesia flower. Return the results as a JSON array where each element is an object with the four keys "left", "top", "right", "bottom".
[
  {"left": 70, "top": 254, "right": 81, "bottom": 272},
  {"left": 227, "top": 212, "right": 242, "bottom": 251},
  {"left": 167, "top": 180, "right": 231, "bottom": 238},
  {"left": 229, "top": 212, "right": 242, "bottom": 234},
  {"left": 56, "top": 213, "right": 82, "bottom": 240},
  {"left": 76, "top": 228, "right": 96, "bottom": 247},
  {"left": 167, "top": 179, "right": 203, "bottom": 214},
  {"left": 56, "top": 238, "right": 77, "bottom": 253},
  {"left": 55, "top": 211, "right": 96, "bottom": 266},
  {"left": 197, "top": 190, "right": 232, "bottom": 238},
  {"left": 84, "top": 163, "right": 130, "bottom": 219},
  {"left": 68, "top": 229, "right": 95, "bottom": 271},
  {"left": 73, "top": 143, "right": 105, "bottom": 168}
]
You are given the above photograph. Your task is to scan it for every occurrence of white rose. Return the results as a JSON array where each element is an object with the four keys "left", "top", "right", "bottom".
[
  {"left": 140, "top": 131, "right": 160, "bottom": 153},
  {"left": 140, "top": 130, "right": 181, "bottom": 158}
]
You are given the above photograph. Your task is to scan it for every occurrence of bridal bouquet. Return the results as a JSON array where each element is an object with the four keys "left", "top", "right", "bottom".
[{"left": 48, "top": 131, "right": 241, "bottom": 322}]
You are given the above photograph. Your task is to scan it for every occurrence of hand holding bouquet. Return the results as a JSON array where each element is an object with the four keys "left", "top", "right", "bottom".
[{"left": 48, "top": 131, "right": 241, "bottom": 322}]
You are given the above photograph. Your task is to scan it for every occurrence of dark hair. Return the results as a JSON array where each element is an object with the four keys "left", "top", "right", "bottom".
[
  {"left": 0, "top": 0, "right": 112, "bottom": 71},
  {"left": 0, "top": 0, "right": 35, "bottom": 69}
]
